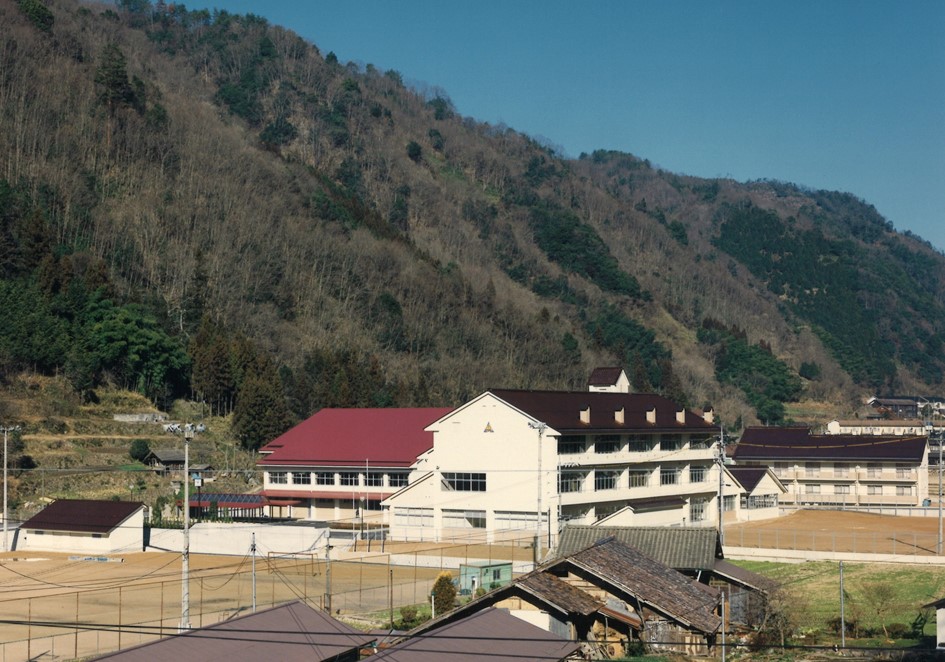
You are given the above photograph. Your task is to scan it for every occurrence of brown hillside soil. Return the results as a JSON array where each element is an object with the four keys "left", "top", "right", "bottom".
[{"left": 726, "top": 509, "right": 944, "bottom": 555}]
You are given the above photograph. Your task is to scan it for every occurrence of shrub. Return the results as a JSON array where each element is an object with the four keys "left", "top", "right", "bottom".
[{"left": 431, "top": 572, "right": 456, "bottom": 615}]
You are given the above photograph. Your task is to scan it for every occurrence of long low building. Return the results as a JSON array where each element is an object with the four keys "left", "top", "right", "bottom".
[{"left": 732, "top": 427, "right": 929, "bottom": 507}]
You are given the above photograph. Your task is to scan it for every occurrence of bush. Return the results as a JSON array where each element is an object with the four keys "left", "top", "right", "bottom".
[
  {"left": 886, "top": 622, "right": 910, "bottom": 639},
  {"left": 129, "top": 438, "right": 150, "bottom": 462},
  {"left": 431, "top": 571, "right": 456, "bottom": 615}
]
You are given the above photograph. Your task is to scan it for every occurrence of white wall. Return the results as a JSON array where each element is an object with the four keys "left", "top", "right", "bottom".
[
  {"left": 17, "top": 509, "right": 145, "bottom": 555},
  {"left": 147, "top": 521, "right": 329, "bottom": 556}
]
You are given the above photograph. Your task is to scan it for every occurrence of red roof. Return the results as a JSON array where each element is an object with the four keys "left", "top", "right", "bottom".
[{"left": 257, "top": 408, "right": 453, "bottom": 468}]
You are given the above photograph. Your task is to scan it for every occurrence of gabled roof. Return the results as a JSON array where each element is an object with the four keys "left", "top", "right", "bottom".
[
  {"left": 712, "top": 559, "right": 778, "bottom": 594},
  {"left": 726, "top": 466, "right": 776, "bottom": 493},
  {"left": 734, "top": 427, "right": 928, "bottom": 462},
  {"left": 487, "top": 389, "right": 717, "bottom": 433},
  {"left": 146, "top": 449, "right": 185, "bottom": 463},
  {"left": 588, "top": 366, "right": 625, "bottom": 387},
  {"left": 22, "top": 500, "right": 142, "bottom": 535},
  {"left": 257, "top": 408, "right": 452, "bottom": 468},
  {"left": 557, "top": 525, "right": 721, "bottom": 569},
  {"left": 92, "top": 600, "right": 373, "bottom": 661},
  {"left": 515, "top": 570, "right": 605, "bottom": 617},
  {"left": 548, "top": 538, "right": 721, "bottom": 634},
  {"left": 372, "top": 607, "right": 581, "bottom": 662}
]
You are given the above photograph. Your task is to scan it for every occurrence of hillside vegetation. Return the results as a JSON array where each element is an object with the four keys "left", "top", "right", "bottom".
[{"left": 2, "top": 0, "right": 945, "bottom": 450}]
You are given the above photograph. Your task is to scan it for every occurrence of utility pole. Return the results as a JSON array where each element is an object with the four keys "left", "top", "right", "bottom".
[
  {"left": 2, "top": 426, "right": 20, "bottom": 553},
  {"left": 251, "top": 532, "right": 257, "bottom": 612},
  {"left": 717, "top": 426, "right": 726, "bottom": 546},
  {"left": 528, "top": 421, "right": 547, "bottom": 563},
  {"left": 325, "top": 544, "right": 333, "bottom": 613},
  {"left": 839, "top": 561, "right": 845, "bottom": 649},
  {"left": 180, "top": 427, "right": 193, "bottom": 630}
]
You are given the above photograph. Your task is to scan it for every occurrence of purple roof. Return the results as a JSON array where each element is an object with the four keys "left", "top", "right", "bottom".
[
  {"left": 22, "top": 500, "right": 142, "bottom": 534},
  {"left": 734, "top": 427, "right": 927, "bottom": 462},
  {"left": 489, "top": 389, "right": 717, "bottom": 433},
  {"left": 372, "top": 607, "right": 580, "bottom": 661}
]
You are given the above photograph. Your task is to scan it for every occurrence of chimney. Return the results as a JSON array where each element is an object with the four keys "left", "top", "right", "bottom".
[
  {"left": 580, "top": 407, "right": 591, "bottom": 424},
  {"left": 646, "top": 408, "right": 656, "bottom": 425},
  {"left": 676, "top": 410, "right": 686, "bottom": 424},
  {"left": 615, "top": 407, "right": 625, "bottom": 424}
]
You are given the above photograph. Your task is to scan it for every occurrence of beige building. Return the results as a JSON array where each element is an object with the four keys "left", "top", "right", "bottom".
[
  {"left": 384, "top": 369, "right": 723, "bottom": 544},
  {"left": 733, "top": 427, "right": 929, "bottom": 507}
]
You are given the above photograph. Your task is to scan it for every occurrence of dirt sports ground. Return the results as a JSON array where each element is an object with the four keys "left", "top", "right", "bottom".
[{"left": 0, "top": 510, "right": 940, "bottom": 661}]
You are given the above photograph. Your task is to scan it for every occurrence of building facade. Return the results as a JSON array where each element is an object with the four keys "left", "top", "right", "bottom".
[
  {"left": 257, "top": 408, "right": 452, "bottom": 523},
  {"left": 733, "top": 427, "right": 929, "bottom": 507},
  {"left": 384, "top": 372, "right": 722, "bottom": 544}
]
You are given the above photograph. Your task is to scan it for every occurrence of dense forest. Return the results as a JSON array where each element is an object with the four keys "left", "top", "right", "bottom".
[{"left": 2, "top": 0, "right": 945, "bottom": 447}]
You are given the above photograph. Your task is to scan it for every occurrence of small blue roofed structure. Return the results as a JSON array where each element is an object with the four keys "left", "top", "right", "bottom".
[{"left": 458, "top": 561, "right": 513, "bottom": 595}]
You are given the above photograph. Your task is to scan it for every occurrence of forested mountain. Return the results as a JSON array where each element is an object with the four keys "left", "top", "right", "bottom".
[{"left": 2, "top": 0, "right": 945, "bottom": 446}]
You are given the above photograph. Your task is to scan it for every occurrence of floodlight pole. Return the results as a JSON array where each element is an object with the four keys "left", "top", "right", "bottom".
[{"left": 181, "top": 426, "right": 194, "bottom": 630}]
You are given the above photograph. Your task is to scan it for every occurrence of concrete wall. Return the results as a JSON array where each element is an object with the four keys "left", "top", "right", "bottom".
[{"left": 147, "top": 522, "right": 329, "bottom": 556}]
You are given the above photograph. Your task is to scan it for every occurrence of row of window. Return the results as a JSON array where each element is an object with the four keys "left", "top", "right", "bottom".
[
  {"left": 559, "top": 465, "right": 711, "bottom": 492},
  {"left": 268, "top": 471, "right": 409, "bottom": 487},
  {"left": 774, "top": 462, "right": 914, "bottom": 479},
  {"left": 558, "top": 433, "right": 714, "bottom": 455},
  {"left": 799, "top": 484, "right": 913, "bottom": 496}
]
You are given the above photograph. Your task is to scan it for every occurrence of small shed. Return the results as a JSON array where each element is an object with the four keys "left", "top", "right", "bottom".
[
  {"left": 458, "top": 561, "right": 513, "bottom": 595},
  {"left": 18, "top": 499, "right": 145, "bottom": 554},
  {"left": 143, "top": 448, "right": 185, "bottom": 474},
  {"left": 925, "top": 597, "right": 945, "bottom": 649}
]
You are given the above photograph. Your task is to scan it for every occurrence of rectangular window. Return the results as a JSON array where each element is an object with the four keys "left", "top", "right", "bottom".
[
  {"left": 269, "top": 472, "right": 288, "bottom": 485},
  {"left": 628, "top": 470, "right": 649, "bottom": 488},
  {"left": 690, "top": 498, "right": 707, "bottom": 522},
  {"left": 495, "top": 511, "right": 539, "bottom": 530},
  {"left": 661, "top": 434, "right": 682, "bottom": 451},
  {"left": 291, "top": 472, "right": 311, "bottom": 485},
  {"left": 442, "top": 472, "right": 487, "bottom": 491},
  {"left": 557, "top": 435, "right": 585, "bottom": 454},
  {"left": 594, "top": 470, "right": 619, "bottom": 491},
  {"left": 628, "top": 435, "right": 655, "bottom": 453},
  {"left": 834, "top": 463, "right": 849, "bottom": 478},
  {"left": 896, "top": 485, "right": 912, "bottom": 496},
  {"left": 443, "top": 509, "right": 487, "bottom": 529},
  {"left": 805, "top": 484, "right": 821, "bottom": 494},
  {"left": 559, "top": 472, "right": 584, "bottom": 493},
  {"left": 393, "top": 507, "right": 433, "bottom": 528},
  {"left": 364, "top": 500, "right": 383, "bottom": 511},
  {"left": 723, "top": 495, "right": 736, "bottom": 511},
  {"left": 595, "top": 503, "right": 622, "bottom": 521},
  {"left": 690, "top": 435, "right": 712, "bottom": 450},
  {"left": 366, "top": 472, "right": 383, "bottom": 487},
  {"left": 389, "top": 472, "right": 409, "bottom": 488},
  {"left": 689, "top": 466, "right": 707, "bottom": 483},
  {"left": 316, "top": 472, "right": 335, "bottom": 486},
  {"left": 834, "top": 484, "right": 850, "bottom": 495},
  {"left": 595, "top": 434, "right": 621, "bottom": 453},
  {"left": 339, "top": 472, "right": 359, "bottom": 486},
  {"left": 773, "top": 462, "right": 789, "bottom": 477},
  {"left": 867, "top": 484, "right": 883, "bottom": 495},
  {"left": 867, "top": 463, "right": 882, "bottom": 479},
  {"left": 896, "top": 464, "right": 912, "bottom": 479},
  {"left": 660, "top": 467, "right": 680, "bottom": 485},
  {"left": 805, "top": 462, "right": 820, "bottom": 477}
]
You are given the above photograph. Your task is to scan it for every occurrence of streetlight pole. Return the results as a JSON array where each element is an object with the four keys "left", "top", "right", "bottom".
[
  {"left": 528, "top": 421, "right": 547, "bottom": 562},
  {"left": 717, "top": 426, "right": 726, "bottom": 546}
]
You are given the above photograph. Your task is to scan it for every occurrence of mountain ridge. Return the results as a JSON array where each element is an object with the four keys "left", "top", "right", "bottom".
[{"left": 1, "top": 0, "right": 943, "bottom": 443}]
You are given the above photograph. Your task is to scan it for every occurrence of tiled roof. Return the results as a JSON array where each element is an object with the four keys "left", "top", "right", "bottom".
[
  {"left": 148, "top": 449, "right": 185, "bottom": 463},
  {"left": 22, "top": 500, "right": 142, "bottom": 535},
  {"left": 257, "top": 408, "right": 453, "bottom": 468},
  {"left": 516, "top": 570, "right": 604, "bottom": 616},
  {"left": 92, "top": 600, "right": 373, "bottom": 661},
  {"left": 549, "top": 538, "right": 721, "bottom": 634},
  {"left": 734, "top": 427, "right": 927, "bottom": 462},
  {"left": 488, "top": 389, "right": 717, "bottom": 433},
  {"left": 712, "top": 559, "right": 778, "bottom": 593},
  {"left": 588, "top": 366, "right": 625, "bottom": 386},
  {"left": 556, "top": 525, "right": 720, "bottom": 570},
  {"left": 372, "top": 607, "right": 580, "bottom": 662}
]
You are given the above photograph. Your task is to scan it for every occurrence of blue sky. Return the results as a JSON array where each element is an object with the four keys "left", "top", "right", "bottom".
[{"left": 202, "top": 1, "right": 945, "bottom": 251}]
